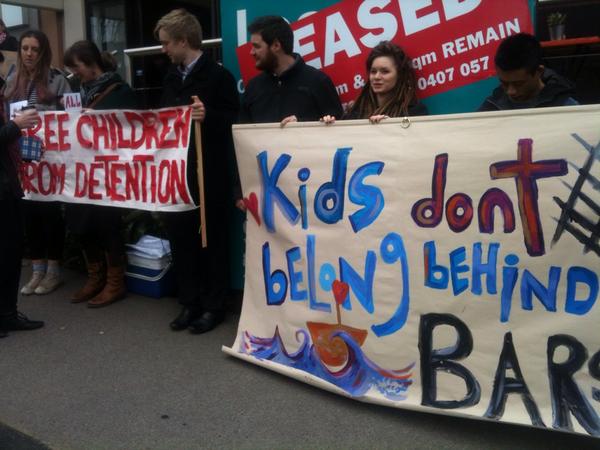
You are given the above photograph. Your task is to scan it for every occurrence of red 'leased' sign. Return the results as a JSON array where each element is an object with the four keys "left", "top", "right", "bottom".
[{"left": 236, "top": 0, "right": 532, "bottom": 105}]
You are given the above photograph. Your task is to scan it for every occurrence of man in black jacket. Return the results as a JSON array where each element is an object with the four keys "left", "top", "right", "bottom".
[
  {"left": 240, "top": 15, "right": 343, "bottom": 125},
  {"left": 155, "top": 8, "right": 239, "bottom": 334},
  {"left": 479, "top": 33, "right": 577, "bottom": 111},
  {"left": 0, "top": 109, "right": 44, "bottom": 337}
]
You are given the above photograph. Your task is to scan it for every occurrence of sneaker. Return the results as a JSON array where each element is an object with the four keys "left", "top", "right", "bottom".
[
  {"left": 0, "top": 311, "right": 44, "bottom": 331},
  {"left": 20, "top": 271, "right": 45, "bottom": 295},
  {"left": 34, "top": 271, "right": 63, "bottom": 295}
]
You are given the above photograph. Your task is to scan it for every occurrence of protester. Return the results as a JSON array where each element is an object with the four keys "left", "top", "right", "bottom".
[
  {"left": 63, "top": 40, "right": 137, "bottom": 308},
  {"left": 322, "top": 41, "right": 427, "bottom": 124},
  {"left": 0, "top": 107, "right": 44, "bottom": 338},
  {"left": 239, "top": 15, "right": 343, "bottom": 126},
  {"left": 0, "top": 19, "right": 18, "bottom": 52},
  {"left": 478, "top": 33, "right": 578, "bottom": 111},
  {"left": 3, "top": 30, "right": 71, "bottom": 296},
  {"left": 155, "top": 9, "right": 239, "bottom": 333}
]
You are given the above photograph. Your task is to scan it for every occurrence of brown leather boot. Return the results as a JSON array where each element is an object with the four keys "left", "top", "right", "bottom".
[
  {"left": 71, "top": 262, "right": 106, "bottom": 303},
  {"left": 87, "top": 266, "right": 127, "bottom": 308}
]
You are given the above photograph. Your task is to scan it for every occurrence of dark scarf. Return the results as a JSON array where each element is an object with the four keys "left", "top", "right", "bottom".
[{"left": 80, "top": 71, "right": 120, "bottom": 107}]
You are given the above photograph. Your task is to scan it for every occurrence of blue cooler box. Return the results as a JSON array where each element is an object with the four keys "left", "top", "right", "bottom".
[{"left": 125, "top": 253, "right": 176, "bottom": 298}]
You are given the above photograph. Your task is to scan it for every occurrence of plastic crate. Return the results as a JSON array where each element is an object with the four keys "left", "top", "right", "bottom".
[{"left": 125, "top": 255, "right": 176, "bottom": 299}]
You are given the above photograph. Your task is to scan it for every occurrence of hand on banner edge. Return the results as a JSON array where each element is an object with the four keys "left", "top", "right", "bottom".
[
  {"left": 369, "top": 115, "right": 389, "bottom": 124},
  {"left": 280, "top": 115, "right": 297, "bottom": 127},
  {"left": 235, "top": 198, "right": 247, "bottom": 212},
  {"left": 320, "top": 115, "right": 336, "bottom": 125},
  {"left": 191, "top": 95, "right": 206, "bottom": 122}
]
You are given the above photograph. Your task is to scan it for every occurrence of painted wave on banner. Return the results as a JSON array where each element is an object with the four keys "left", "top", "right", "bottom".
[
  {"left": 241, "top": 279, "right": 414, "bottom": 399},
  {"left": 241, "top": 327, "right": 414, "bottom": 400}
]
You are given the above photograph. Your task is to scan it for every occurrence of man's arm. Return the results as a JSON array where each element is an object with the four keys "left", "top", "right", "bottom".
[
  {"left": 0, "top": 120, "right": 21, "bottom": 145},
  {"left": 477, "top": 98, "right": 496, "bottom": 112},
  {"left": 238, "top": 82, "right": 252, "bottom": 124},
  {"left": 203, "top": 68, "right": 240, "bottom": 131},
  {"left": 315, "top": 73, "right": 343, "bottom": 119}
]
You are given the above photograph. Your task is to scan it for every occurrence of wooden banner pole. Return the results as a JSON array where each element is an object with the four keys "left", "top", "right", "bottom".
[{"left": 194, "top": 120, "right": 207, "bottom": 248}]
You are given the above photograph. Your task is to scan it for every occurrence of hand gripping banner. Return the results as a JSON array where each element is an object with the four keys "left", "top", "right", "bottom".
[{"left": 225, "top": 105, "right": 600, "bottom": 437}]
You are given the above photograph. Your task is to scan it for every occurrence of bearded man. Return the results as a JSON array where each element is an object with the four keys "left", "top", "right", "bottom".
[{"left": 239, "top": 15, "right": 343, "bottom": 126}]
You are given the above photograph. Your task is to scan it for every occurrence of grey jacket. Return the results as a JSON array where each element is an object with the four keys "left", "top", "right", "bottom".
[{"left": 4, "top": 68, "right": 71, "bottom": 111}]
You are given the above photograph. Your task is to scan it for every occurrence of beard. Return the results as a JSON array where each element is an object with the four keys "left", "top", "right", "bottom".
[{"left": 255, "top": 49, "right": 277, "bottom": 73}]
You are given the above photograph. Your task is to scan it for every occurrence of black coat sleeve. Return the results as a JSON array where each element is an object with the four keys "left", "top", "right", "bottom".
[
  {"left": 238, "top": 80, "right": 253, "bottom": 124},
  {"left": 408, "top": 102, "right": 429, "bottom": 116},
  {"left": 200, "top": 67, "right": 242, "bottom": 204},
  {"left": 0, "top": 121, "right": 21, "bottom": 147},
  {"left": 477, "top": 100, "right": 496, "bottom": 112},
  {"left": 314, "top": 73, "right": 343, "bottom": 119},
  {"left": 203, "top": 68, "right": 239, "bottom": 134}
]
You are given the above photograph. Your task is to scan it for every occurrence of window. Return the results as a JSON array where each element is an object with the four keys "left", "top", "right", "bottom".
[{"left": 87, "top": 0, "right": 127, "bottom": 77}]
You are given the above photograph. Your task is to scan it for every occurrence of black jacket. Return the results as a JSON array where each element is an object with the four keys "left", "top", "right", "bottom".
[
  {"left": 240, "top": 55, "right": 343, "bottom": 123},
  {"left": 0, "top": 120, "right": 23, "bottom": 200},
  {"left": 160, "top": 53, "right": 240, "bottom": 205},
  {"left": 478, "top": 69, "right": 578, "bottom": 111}
]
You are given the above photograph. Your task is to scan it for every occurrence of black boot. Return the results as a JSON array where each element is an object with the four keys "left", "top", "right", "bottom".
[
  {"left": 170, "top": 307, "right": 200, "bottom": 331},
  {"left": 188, "top": 311, "right": 224, "bottom": 334}
]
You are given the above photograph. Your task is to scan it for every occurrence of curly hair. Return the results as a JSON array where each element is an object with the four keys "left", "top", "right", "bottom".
[
  {"left": 5, "top": 29, "right": 53, "bottom": 103},
  {"left": 347, "top": 41, "right": 418, "bottom": 119}
]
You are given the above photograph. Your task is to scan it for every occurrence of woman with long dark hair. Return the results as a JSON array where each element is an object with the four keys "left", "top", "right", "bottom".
[
  {"left": 322, "top": 41, "right": 427, "bottom": 123},
  {"left": 3, "top": 29, "right": 71, "bottom": 296},
  {"left": 63, "top": 40, "right": 137, "bottom": 308}
]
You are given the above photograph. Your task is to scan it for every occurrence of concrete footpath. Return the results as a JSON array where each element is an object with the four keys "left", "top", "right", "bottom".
[{"left": 1, "top": 268, "right": 599, "bottom": 450}]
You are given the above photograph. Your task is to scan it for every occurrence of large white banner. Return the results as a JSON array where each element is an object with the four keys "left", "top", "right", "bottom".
[
  {"left": 225, "top": 105, "right": 600, "bottom": 437},
  {"left": 19, "top": 107, "right": 194, "bottom": 211}
]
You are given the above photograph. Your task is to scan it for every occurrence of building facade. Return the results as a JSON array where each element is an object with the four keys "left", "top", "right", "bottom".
[{"left": 2, "top": 0, "right": 220, "bottom": 107}]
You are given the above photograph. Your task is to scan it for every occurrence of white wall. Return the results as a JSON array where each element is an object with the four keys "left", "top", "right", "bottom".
[{"left": 62, "top": 0, "right": 85, "bottom": 46}]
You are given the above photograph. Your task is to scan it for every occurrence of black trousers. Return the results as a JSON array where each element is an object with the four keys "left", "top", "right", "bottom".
[
  {"left": 0, "top": 198, "right": 23, "bottom": 315},
  {"left": 162, "top": 204, "right": 229, "bottom": 313},
  {"left": 65, "top": 203, "right": 124, "bottom": 266},
  {"left": 22, "top": 200, "right": 64, "bottom": 260}
]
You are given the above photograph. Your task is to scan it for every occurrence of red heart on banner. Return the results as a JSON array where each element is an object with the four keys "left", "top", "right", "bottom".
[
  {"left": 243, "top": 192, "right": 261, "bottom": 226},
  {"left": 332, "top": 280, "right": 349, "bottom": 305}
]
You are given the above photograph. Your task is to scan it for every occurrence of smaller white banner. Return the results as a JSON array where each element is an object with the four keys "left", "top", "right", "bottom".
[{"left": 20, "top": 107, "right": 195, "bottom": 212}]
